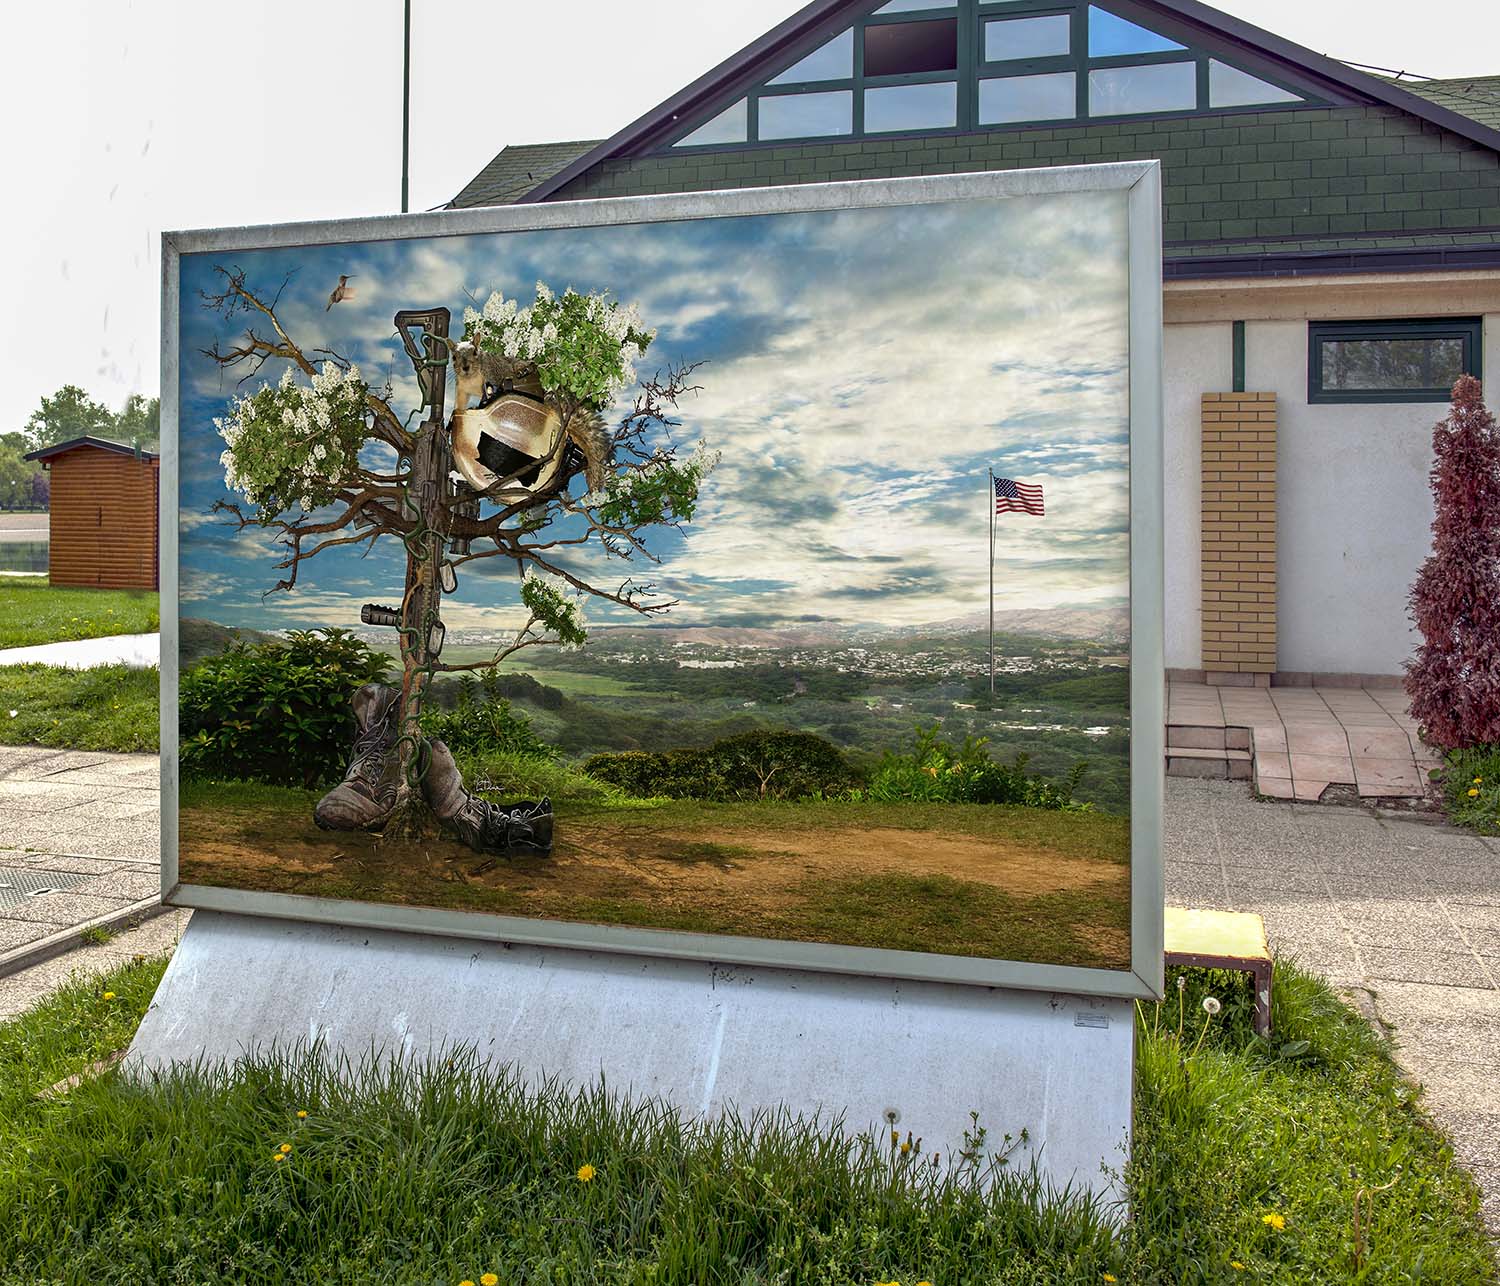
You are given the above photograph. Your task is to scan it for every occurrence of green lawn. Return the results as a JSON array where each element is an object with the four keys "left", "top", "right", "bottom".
[
  {"left": 0, "top": 956, "right": 1489, "bottom": 1283},
  {"left": 0, "top": 578, "right": 158, "bottom": 649},
  {"left": 0, "top": 664, "right": 158, "bottom": 753}
]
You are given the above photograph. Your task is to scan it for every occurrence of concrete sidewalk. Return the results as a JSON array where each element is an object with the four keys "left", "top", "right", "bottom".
[
  {"left": 1167, "top": 778, "right": 1500, "bottom": 1235},
  {"left": 0, "top": 745, "right": 161, "bottom": 973},
  {"left": 0, "top": 631, "right": 159, "bottom": 670}
]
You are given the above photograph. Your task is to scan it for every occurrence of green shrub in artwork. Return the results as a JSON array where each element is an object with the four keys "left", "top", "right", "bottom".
[
  {"left": 866, "top": 724, "right": 1090, "bottom": 811},
  {"left": 584, "top": 729, "right": 861, "bottom": 802},
  {"left": 421, "top": 675, "right": 553, "bottom": 762},
  {"left": 179, "top": 628, "right": 392, "bottom": 787}
]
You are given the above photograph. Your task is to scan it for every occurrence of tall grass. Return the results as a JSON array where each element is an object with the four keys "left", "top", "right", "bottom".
[
  {"left": 0, "top": 957, "right": 1491, "bottom": 1284},
  {"left": 0, "top": 662, "right": 158, "bottom": 752}
]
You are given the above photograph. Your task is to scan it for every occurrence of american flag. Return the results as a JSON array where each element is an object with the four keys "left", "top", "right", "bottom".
[{"left": 994, "top": 476, "right": 1045, "bottom": 516}]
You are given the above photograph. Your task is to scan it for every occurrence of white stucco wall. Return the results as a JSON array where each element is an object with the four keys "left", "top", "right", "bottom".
[
  {"left": 1162, "top": 323, "right": 1230, "bottom": 671},
  {"left": 1242, "top": 312, "right": 1499, "bottom": 677}
]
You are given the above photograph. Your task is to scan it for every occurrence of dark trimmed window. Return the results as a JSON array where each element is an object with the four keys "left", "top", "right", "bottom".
[
  {"left": 667, "top": 0, "right": 1312, "bottom": 149},
  {"left": 1308, "top": 319, "right": 1483, "bottom": 404}
]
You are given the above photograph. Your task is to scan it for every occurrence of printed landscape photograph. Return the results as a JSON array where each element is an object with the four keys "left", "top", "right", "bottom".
[{"left": 175, "top": 186, "right": 1135, "bottom": 971}]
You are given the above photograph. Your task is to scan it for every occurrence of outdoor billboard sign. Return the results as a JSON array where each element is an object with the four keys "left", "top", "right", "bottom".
[{"left": 162, "top": 165, "right": 1164, "bottom": 998}]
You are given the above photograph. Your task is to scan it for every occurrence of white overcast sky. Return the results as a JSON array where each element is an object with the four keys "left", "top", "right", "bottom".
[{"left": 0, "top": 0, "right": 1495, "bottom": 434}]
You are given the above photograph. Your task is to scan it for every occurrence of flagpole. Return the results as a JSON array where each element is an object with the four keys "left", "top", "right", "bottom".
[{"left": 988, "top": 467, "right": 995, "bottom": 696}]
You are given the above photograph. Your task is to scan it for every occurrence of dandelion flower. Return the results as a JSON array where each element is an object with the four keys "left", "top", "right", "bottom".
[
  {"left": 900, "top": 1142, "right": 911, "bottom": 1155},
  {"left": 297, "top": 1110, "right": 308, "bottom": 1119},
  {"left": 1475, "top": 777, "right": 1484, "bottom": 784},
  {"left": 1468, "top": 788, "right": 1480, "bottom": 798},
  {"left": 460, "top": 1280, "right": 475, "bottom": 1286},
  {"left": 279, "top": 1142, "right": 292, "bottom": 1154},
  {"left": 1202, "top": 996, "right": 1222, "bottom": 1015},
  {"left": 1231, "top": 1263, "right": 1245, "bottom": 1271},
  {"left": 481, "top": 1275, "right": 499, "bottom": 1286},
  {"left": 576, "top": 1163, "right": 596, "bottom": 1183},
  {"left": 1103, "top": 1276, "right": 1118, "bottom": 1283},
  {"left": 102, "top": 991, "right": 116, "bottom": 1001},
  {"left": 1262, "top": 1212, "right": 1286, "bottom": 1231},
  {"left": 273, "top": 1152, "right": 286, "bottom": 1163}
]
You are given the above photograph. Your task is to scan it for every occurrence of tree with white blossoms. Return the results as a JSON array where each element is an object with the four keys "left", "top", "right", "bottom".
[{"left": 204, "top": 267, "right": 713, "bottom": 841}]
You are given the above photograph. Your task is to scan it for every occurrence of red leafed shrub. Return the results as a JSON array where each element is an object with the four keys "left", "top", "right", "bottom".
[{"left": 1405, "top": 375, "right": 1500, "bottom": 750}]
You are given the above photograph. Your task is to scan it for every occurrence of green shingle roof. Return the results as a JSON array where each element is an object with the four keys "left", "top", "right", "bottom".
[
  {"left": 451, "top": 140, "right": 599, "bottom": 208},
  {"left": 1395, "top": 75, "right": 1500, "bottom": 132}
]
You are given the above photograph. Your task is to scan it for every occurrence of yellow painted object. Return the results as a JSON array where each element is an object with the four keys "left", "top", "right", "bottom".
[
  {"left": 1165, "top": 907, "right": 1270, "bottom": 962},
  {"left": 1164, "top": 906, "right": 1274, "bottom": 1035}
]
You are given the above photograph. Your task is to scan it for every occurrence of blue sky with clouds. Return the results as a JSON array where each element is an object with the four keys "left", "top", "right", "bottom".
[{"left": 178, "top": 189, "right": 1131, "bottom": 638}]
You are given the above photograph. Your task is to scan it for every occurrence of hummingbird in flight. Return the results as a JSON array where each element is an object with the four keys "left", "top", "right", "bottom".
[{"left": 326, "top": 275, "right": 356, "bottom": 310}]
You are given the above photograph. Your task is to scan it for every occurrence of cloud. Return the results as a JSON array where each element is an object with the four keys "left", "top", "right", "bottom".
[{"left": 176, "top": 188, "right": 1133, "bottom": 634}]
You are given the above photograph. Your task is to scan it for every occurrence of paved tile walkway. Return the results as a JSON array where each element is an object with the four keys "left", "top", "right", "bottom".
[
  {"left": 1167, "top": 777, "right": 1500, "bottom": 1237},
  {"left": 0, "top": 746, "right": 161, "bottom": 967},
  {"left": 1169, "top": 681, "right": 1441, "bottom": 802},
  {"left": 0, "top": 631, "right": 159, "bottom": 670}
]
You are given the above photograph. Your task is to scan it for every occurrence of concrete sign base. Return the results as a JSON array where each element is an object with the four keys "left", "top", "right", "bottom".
[{"left": 129, "top": 911, "right": 1134, "bottom": 1204}]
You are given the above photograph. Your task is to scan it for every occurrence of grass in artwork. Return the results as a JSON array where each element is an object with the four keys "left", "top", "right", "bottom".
[
  {"left": 0, "top": 578, "right": 158, "bottom": 649},
  {"left": 0, "top": 955, "right": 1490, "bottom": 1283},
  {"left": 179, "top": 781, "right": 1131, "bottom": 969}
]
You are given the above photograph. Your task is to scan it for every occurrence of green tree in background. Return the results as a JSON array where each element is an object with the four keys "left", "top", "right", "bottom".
[
  {"left": 114, "top": 393, "right": 161, "bottom": 449},
  {"left": 0, "top": 433, "right": 38, "bottom": 510},
  {"left": 21, "top": 386, "right": 160, "bottom": 452},
  {"left": 23, "top": 385, "right": 114, "bottom": 449}
]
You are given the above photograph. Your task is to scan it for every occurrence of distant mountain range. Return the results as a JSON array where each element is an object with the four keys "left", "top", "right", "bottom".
[{"left": 578, "top": 603, "right": 1130, "bottom": 649}]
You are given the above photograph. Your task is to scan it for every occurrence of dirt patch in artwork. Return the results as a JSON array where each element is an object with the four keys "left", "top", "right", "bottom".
[{"left": 179, "top": 795, "right": 1132, "bottom": 970}]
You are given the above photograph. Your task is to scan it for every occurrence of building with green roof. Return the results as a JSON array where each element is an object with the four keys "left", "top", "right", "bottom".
[{"left": 453, "top": 0, "right": 1500, "bottom": 684}]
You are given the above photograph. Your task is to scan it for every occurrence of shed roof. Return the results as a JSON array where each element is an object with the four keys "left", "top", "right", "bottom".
[{"left": 24, "top": 435, "right": 160, "bottom": 464}]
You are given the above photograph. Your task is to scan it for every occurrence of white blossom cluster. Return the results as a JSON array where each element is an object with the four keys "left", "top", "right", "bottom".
[
  {"left": 214, "top": 361, "right": 368, "bottom": 512},
  {"left": 463, "top": 282, "right": 654, "bottom": 407},
  {"left": 462, "top": 290, "right": 555, "bottom": 363}
]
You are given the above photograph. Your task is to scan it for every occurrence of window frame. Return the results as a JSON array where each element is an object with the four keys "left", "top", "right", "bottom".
[
  {"left": 1307, "top": 317, "right": 1484, "bottom": 405},
  {"left": 664, "top": 0, "right": 1316, "bottom": 151}
]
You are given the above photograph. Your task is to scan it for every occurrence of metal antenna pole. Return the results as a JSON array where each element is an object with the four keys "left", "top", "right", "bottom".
[{"left": 401, "top": 0, "right": 412, "bottom": 213}]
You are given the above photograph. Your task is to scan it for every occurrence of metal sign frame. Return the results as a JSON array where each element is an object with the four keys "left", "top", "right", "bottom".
[{"left": 160, "top": 162, "right": 1165, "bottom": 1000}]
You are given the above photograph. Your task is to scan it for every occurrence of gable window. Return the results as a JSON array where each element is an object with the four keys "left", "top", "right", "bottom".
[
  {"left": 667, "top": 0, "right": 1311, "bottom": 149},
  {"left": 1090, "top": 60, "right": 1197, "bottom": 116},
  {"left": 1087, "top": 6, "right": 1185, "bottom": 56},
  {"left": 1308, "top": 319, "right": 1483, "bottom": 404},
  {"left": 769, "top": 30, "right": 853, "bottom": 85},
  {"left": 759, "top": 90, "right": 854, "bottom": 140},
  {"left": 864, "top": 18, "right": 958, "bottom": 76},
  {"left": 984, "top": 14, "right": 1071, "bottom": 61},
  {"left": 979, "top": 71, "right": 1076, "bottom": 125}
]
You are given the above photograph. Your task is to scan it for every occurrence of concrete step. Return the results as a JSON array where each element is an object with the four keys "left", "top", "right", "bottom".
[
  {"left": 1166, "top": 745, "right": 1253, "bottom": 781},
  {"left": 1167, "top": 723, "right": 1252, "bottom": 751}
]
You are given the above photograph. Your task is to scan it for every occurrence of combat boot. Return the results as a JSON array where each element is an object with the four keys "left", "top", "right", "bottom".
[
  {"left": 313, "top": 683, "right": 402, "bottom": 831},
  {"left": 421, "top": 737, "right": 554, "bottom": 856}
]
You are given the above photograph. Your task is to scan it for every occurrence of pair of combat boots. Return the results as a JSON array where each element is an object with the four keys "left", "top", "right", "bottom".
[{"left": 312, "top": 683, "right": 553, "bottom": 857}]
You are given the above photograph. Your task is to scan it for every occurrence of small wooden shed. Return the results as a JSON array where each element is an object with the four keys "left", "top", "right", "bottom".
[{"left": 24, "top": 436, "right": 160, "bottom": 590}]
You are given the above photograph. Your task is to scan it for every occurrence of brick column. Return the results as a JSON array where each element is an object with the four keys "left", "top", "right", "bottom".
[{"left": 1201, "top": 392, "right": 1276, "bottom": 682}]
